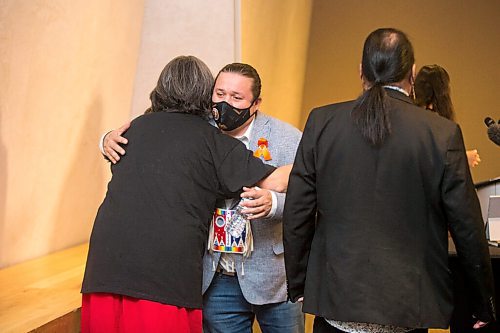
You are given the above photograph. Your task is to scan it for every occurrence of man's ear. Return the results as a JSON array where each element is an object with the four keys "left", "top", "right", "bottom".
[
  {"left": 410, "top": 64, "right": 416, "bottom": 84},
  {"left": 253, "top": 97, "right": 262, "bottom": 111},
  {"left": 359, "top": 64, "right": 369, "bottom": 90}
]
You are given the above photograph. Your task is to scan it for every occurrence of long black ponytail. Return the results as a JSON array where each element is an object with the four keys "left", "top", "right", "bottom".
[{"left": 352, "top": 28, "right": 415, "bottom": 146}]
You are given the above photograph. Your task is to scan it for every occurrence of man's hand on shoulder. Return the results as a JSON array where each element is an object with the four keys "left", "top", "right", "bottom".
[{"left": 103, "top": 121, "right": 131, "bottom": 164}]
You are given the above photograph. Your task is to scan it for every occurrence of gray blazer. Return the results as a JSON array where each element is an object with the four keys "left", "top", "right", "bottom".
[{"left": 202, "top": 112, "right": 302, "bottom": 305}]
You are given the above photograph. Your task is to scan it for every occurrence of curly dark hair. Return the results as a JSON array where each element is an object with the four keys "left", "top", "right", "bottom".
[{"left": 146, "top": 55, "right": 214, "bottom": 117}]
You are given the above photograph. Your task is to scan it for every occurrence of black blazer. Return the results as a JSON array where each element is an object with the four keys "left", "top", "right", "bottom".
[
  {"left": 283, "top": 89, "right": 495, "bottom": 328},
  {"left": 82, "top": 112, "right": 274, "bottom": 309}
]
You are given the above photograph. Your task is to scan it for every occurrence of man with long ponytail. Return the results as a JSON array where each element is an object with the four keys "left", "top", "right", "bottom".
[
  {"left": 353, "top": 28, "right": 415, "bottom": 146},
  {"left": 283, "top": 28, "right": 495, "bottom": 332}
]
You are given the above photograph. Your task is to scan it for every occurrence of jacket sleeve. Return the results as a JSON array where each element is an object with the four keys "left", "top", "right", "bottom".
[
  {"left": 443, "top": 125, "right": 496, "bottom": 322},
  {"left": 283, "top": 111, "right": 318, "bottom": 302},
  {"left": 264, "top": 121, "right": 303, "bottom": 220}
]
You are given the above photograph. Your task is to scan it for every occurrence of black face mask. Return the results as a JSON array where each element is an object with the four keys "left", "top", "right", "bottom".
[{"left": 212, "top": 100, "right": 256, "bottom": 131}]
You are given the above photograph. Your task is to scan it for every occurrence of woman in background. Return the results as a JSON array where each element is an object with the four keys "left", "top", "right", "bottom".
[{"left": 414, "top": 64, "right": 481, "bottom": 168}]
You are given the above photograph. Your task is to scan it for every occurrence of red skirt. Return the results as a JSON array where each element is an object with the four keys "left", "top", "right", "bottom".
[{"left": 81, "top": 293, "right": 202, "bottom": 333}]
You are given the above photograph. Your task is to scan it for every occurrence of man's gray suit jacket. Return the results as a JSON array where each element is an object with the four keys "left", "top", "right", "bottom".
[{"left": 202, "top": 112, "right": 302, "bottom": 305}]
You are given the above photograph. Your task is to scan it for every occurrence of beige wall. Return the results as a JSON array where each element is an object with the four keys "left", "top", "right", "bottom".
[
  {"left": 1, "top": 0, "right": 497, "bottom": 269},
  {"left": 130, "top": 0, "right": 239, "bottom": 117},
  {"left": 301, "top": 0, "right": 500, "bottom": 182},
  {"left": 242, "top": 0, "right": 499, "bottom": 181},
  {"left": 0, "top": 0, "right": 239, "bottom": 268},
  {"left": 241, "top": 0, "right": 313, "bottom": 127},
  {"left": 0, "top": 0, "right": 145, "bottom": 268}
]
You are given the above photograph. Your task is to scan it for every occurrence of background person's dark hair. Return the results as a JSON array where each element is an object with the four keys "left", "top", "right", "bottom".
[
  {"left": 353, "top": 28, "right": 415, "bottom": 146},
  {"left": 147, "top": 55, "right": 214, "bottom": 117},
  {"left": 216, "top": 63, "right": 262, "bottom": 100},
  {"left": 414, "top": 65, "right": 455, "bottom": 121}
]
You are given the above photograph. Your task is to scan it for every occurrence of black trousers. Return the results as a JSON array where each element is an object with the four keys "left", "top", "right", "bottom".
[{"left": 313, "top": 316, "right": 428, "bottom": 333}]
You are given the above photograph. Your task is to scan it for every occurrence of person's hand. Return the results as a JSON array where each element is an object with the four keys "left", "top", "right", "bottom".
[
  {"left": 240, "top": 187, "right": 273, "bottom": 220},
  {"left": 104, "top": 121, "right": 131, "bottom": 164},
  {"left": 296, "top": 297, "right": 304, "bottom": 303},
  {"left": 466, "top": 149, "right": 481, "bottom": 168},
  {"left": 473, "top": 320, "right": 488, "bottom": 329}
]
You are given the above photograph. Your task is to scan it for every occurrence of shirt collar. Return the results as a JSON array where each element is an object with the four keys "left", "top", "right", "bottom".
[
  {"left": 383, "top": 85, "right": 410, "bottom": 96},
  {"left": 233, "top": 118, "right": 255, "bottom": 148}
]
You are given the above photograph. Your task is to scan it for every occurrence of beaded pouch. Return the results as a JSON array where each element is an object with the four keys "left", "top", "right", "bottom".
[{"left": 208, "top": 208, "right": 253, "bottom": 256}]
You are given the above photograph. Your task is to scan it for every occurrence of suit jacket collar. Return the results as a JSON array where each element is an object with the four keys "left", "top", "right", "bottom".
[
  {"left": 385, "top": 87, "right": 415, "bottom": 106},
  {"left": 248, "top": 112, "right": 271, "bottom": 151}
]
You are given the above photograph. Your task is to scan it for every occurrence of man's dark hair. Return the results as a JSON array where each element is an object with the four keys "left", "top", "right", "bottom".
[
  {"left": 148, "top": 55, "right": 214, "bottom": 117},
  {"left": 216, "top": 63, "right": 262, "bottom": 100},
  {"left": 352, "top": 28, "right": 415, "bottom": 146}
]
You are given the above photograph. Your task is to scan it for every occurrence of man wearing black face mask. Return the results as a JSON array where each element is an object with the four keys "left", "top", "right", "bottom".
[
  {"left": 100, "top": 63, "right": 304, "bottom": 333},
  {"left": 212, "top": 98, "right": 257, "bottom": 132},
  {"left": 202, "top": 63, "right": 304, "bottom": 333}
]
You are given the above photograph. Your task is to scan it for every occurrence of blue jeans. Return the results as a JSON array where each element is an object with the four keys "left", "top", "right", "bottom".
[{"left": 203, "top": 273, "right": 304, "bottom": 333}]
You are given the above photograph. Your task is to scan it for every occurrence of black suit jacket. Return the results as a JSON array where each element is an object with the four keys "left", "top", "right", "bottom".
[
  {"left": 283, "top": 89, "right": 495, "bottom": 328},
  {"left": 82, "top": 112, "right": 274, "bottom": 308}
]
